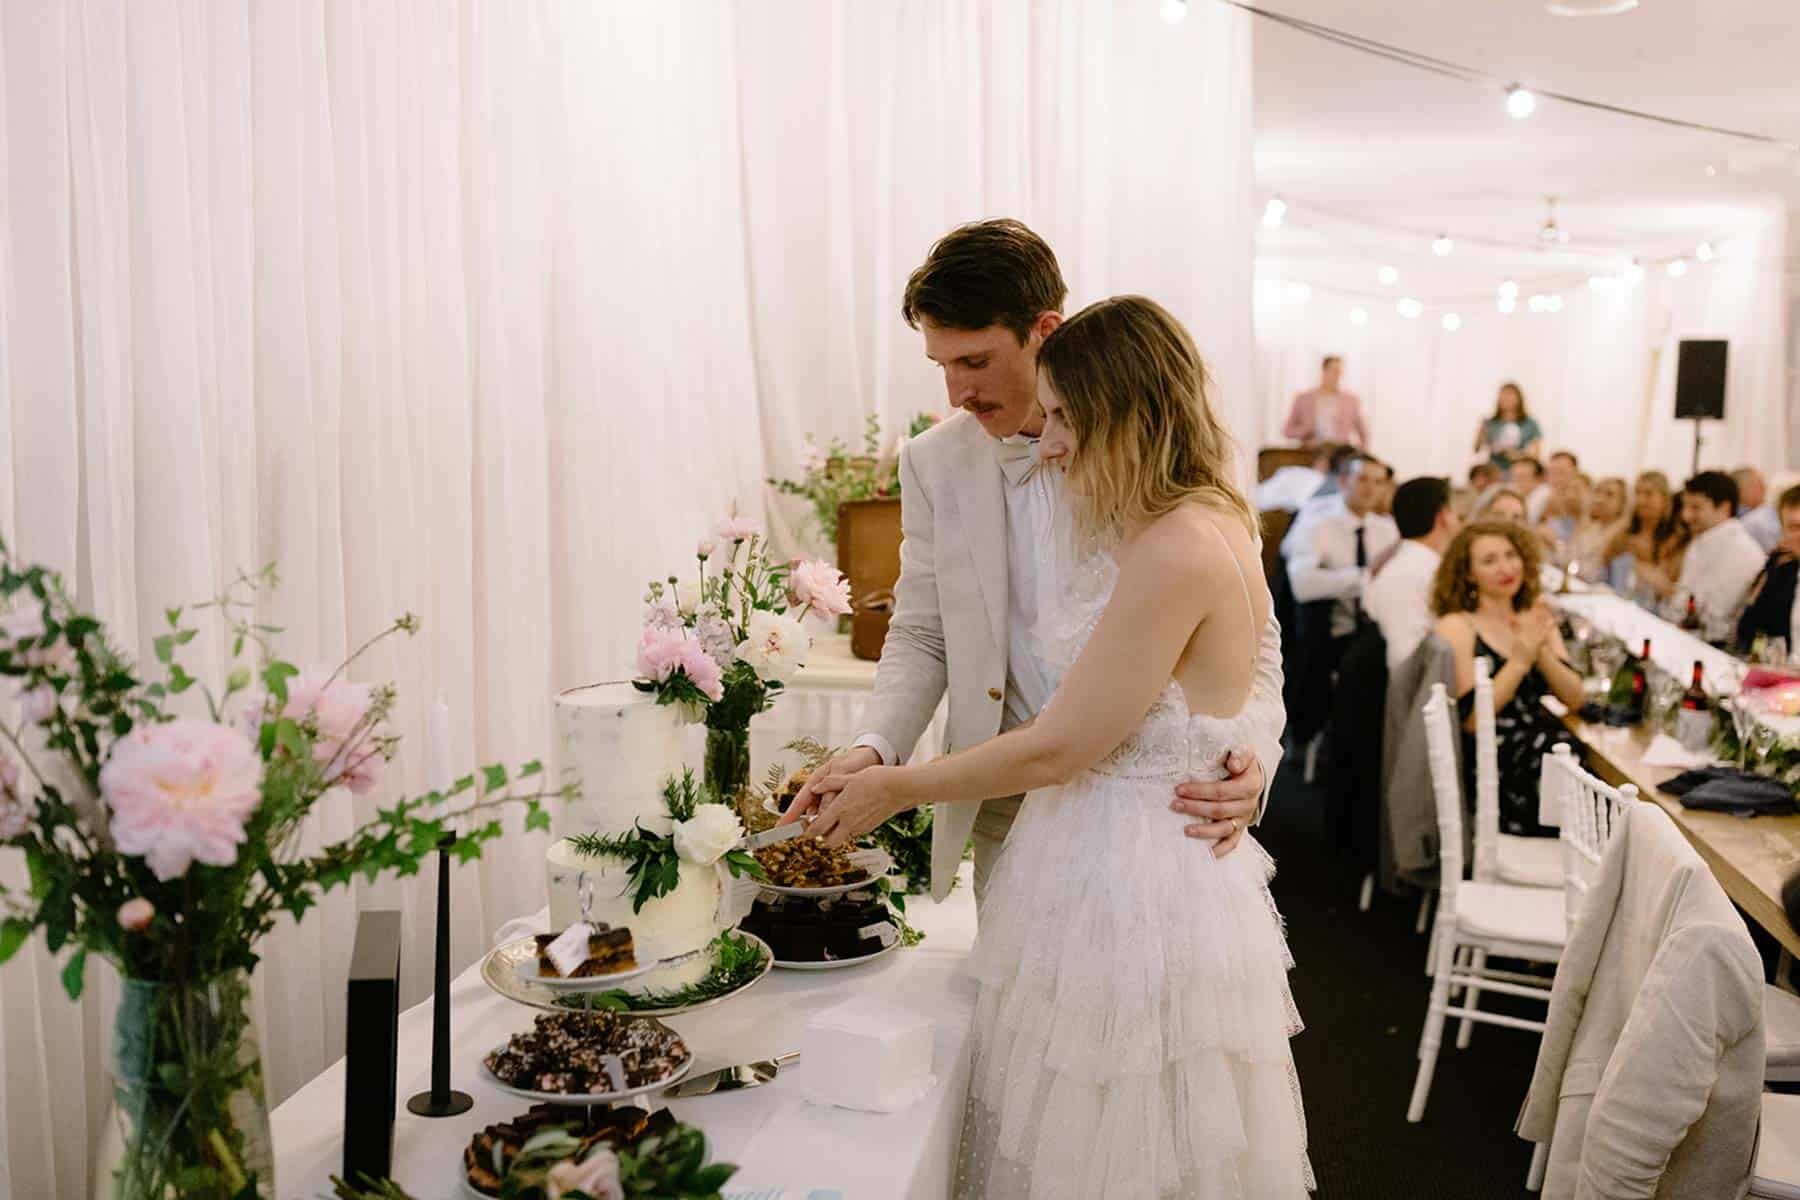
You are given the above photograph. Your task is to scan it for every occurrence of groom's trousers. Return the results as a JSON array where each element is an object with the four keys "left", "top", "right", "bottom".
[{"left": 971, "top": 793, "right": 1025, "bottom": 905}]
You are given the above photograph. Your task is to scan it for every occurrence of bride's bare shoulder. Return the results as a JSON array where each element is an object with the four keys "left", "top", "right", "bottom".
[{"left": 1117, "top": 503, "right": 1258, "bottom": 588}]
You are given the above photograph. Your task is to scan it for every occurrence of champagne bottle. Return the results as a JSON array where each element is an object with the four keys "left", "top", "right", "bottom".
[
  {"left": 1675, "top": 659, "right": 1713, "bottom": 750},
  {"left": 1679, "top": 596, "right": 1702, "bottom": 632}
]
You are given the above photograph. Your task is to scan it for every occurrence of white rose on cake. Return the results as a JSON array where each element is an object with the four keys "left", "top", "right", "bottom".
[
  {"left": 735, "top": 610, "right": 809, "bottom": 685},
  {"left": 672, "top": 803, "right": 745, "bottom": 866}
]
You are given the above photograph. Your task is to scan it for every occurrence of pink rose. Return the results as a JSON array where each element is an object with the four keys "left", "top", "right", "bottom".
[
  {"left": 788, "top": 560, "right": 852, "bottom": 619},
  {"left": 117, "top": 898, "right": 155, "bottom": 932},
  {"left": 284, "top": 668, "right": 383, "bottom": 794},
  {"left": 20, "top": 684, "right": 57, "bottom": 725},
  {"left": 101, "top": 719, "right": 263, "bottom": 881}
]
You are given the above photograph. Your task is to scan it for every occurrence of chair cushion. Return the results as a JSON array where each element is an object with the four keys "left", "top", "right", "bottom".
[
  {"left": 1750, "top": 1092, "right": 1800, "bottom": 1198},
  {"left": 1456, "top": 880, "right": 1566, "bottom": 949},
  {"left": 1767, "top": 985, "right": 1800, "bottom": 1068},
  {"left": 1497, "top": 834, "right": 1564, "bottom": 889}
]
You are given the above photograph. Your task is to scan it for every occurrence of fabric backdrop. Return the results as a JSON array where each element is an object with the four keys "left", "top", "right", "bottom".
[
  {"left": 1252, "top": 201, "right": 1793, "bottom": 484},
  {"left": 0, "top": 1, "right": 1254, "bottom": 1194}
]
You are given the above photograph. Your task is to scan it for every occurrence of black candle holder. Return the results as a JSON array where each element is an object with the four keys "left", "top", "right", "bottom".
[{"left": 407, "top": 834, "right": 473, "bottom": 1117}]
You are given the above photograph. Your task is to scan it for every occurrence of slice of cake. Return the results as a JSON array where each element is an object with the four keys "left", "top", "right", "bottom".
[{"left": 534, "top": 924, "right": 636, "bottom": 978}]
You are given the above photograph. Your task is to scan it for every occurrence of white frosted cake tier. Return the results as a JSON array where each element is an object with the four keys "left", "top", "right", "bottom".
[
  {"left": 545, "top": 844, "right": 722, "bottom": 993},
  {"left": 554, "top": 682, "right": 688, "bottom": 840}
]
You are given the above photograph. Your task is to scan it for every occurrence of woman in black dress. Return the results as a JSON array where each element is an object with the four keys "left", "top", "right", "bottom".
[{"left": 1432, "top": 520, "right": 1588, "bottom": 836}]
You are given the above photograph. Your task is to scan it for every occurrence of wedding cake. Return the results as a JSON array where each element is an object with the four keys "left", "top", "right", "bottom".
[{"left": 547, "top": 683, "right": 722, "bottom": 992}]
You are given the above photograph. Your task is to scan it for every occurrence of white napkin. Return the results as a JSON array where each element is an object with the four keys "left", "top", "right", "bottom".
[{"left": 1640, "top": 733, "right": 1715, "bottom": 770}]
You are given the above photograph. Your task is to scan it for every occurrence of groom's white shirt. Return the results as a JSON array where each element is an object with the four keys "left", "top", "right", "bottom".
[{"left": 853, "top": 411, "right": 1288, "bottom": 900}]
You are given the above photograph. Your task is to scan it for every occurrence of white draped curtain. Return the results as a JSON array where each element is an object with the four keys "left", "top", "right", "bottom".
[
  {"left": 0, "top": 2, "right": 1253, "bottom": 1194},
  {"left": 1253, "top": 202, "right": 1793, "bottom": 484}
]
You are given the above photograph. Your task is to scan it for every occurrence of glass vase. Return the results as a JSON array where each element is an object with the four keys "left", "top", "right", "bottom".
[
  {"left": 95, "top": 972, "right": 272, "bottom": 1200},
  {"left": 704, "top": 723, "right": 753, "bottom": 806}
]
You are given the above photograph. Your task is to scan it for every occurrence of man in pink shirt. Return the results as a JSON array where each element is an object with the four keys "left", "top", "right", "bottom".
[{"left": 1283, "top": 355, "right": 1369, "bottom": 449}]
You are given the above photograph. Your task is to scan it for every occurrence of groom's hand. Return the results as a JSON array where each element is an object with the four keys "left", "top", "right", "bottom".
[
  {"left": 778, "top": 746, "right": 883, "bottom": 825},
  {"left": 1170, "top": 749, "right": 1263, "bottom": 858}
]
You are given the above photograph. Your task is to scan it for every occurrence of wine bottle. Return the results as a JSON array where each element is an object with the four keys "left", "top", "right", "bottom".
[
  {"left": 1627, "top": 638, "right": 1651, "bottom": 722},
  {"left": 1675, "top": 659, "right": 1713, "bottom": 750},
  {"left": 1679, "top": 596, "right": 1702, "bottom": 632}
]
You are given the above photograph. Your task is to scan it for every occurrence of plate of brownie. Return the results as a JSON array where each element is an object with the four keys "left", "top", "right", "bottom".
[
  {"left": 741, "top": 889, "right": 902, "bottom": 969},
  {"left": 481, "top": 1011, "right": 693, "bottom": 1105},
  {"left": 507, "top": 922, "right": 655, "bottom": 991},
  {"left": 753, "top": 840, "right": 890, "bottom": 898}
]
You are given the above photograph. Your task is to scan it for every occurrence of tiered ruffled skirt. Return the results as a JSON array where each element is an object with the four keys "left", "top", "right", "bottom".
[{"left": 955, "top": 769, "right": 1314, "bottom": 1199}]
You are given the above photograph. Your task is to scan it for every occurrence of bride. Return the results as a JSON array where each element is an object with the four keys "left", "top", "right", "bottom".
[{"left": 799, "top": 295, "right": 1312, "bottom": 1198}]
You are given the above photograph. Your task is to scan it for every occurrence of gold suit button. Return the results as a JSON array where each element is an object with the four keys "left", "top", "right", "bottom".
[{"left": 988, "top": 687, "right": 1004, "bottom": 702}]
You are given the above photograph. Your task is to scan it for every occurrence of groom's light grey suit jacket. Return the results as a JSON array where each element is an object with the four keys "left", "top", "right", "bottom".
[{"left": 858, "top": 412, "right": 1289, "bottom": 900}]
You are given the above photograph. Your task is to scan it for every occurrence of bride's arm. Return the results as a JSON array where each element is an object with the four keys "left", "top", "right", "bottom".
[{"left": 807, "top": 518, "right": 1216, "bottom": 844}]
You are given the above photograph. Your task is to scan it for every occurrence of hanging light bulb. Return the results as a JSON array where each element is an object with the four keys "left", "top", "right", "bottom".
[
  {"left": 1349, "top": 307, "right": 1369, "bottom": 326},
  {"left": 1666, "top": 259, "right": 1688, "bottom": 278},
  {"left": 1498, "top": 296, "right": 1517, "bottom": 314},
  {"left": 1546, "top": 295, "right": 1565, "bottom": 313},
  {"left": 1539, "top": 197, "right": 1565, "bottom": 243},
  {"left": 1506, "top": 86, "right": 1538, "bottom": 119},
  {"left": 1397, "top": 298, "right": 1423, "bottom": 319},
  {"left": 1377, "top": 265, "right": 1400, "bottom": 285},
  {"left": 1160, "top": 0, "right": 1189, "bottom": 24},
  {"left": 1441, "top": 313, "right": 1463, "bottom": 332},
  {"left": 1262, "top": 197, "right": 1287, "bottom": 229},
  {"left": 1432, "top": 234, "right": 1454, "bottom": 257},
  {"left": 1498, "top": 280, "right": 1519, "bottom": 299},
  {"left": 1695, "top": 241, "right": 1715, "bottom": 262}
]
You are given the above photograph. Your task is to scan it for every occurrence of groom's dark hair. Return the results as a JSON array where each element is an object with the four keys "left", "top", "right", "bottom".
[{"left": 902, "top": 219, "right": 1068, "bottom": 344}]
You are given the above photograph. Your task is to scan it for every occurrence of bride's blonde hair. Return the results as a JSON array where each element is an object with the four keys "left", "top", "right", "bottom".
[{"left": 1036, "top": 295, "right": 1254, "bottom": 542}]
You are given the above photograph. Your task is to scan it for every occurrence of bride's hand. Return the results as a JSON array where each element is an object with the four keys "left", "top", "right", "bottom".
[{"left": 808, "top": 767, "right": 910, "bottom": 847}]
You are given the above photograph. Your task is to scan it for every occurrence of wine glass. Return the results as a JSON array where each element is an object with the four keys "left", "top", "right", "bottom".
[
  {"left": 1647, "top": 672, "right": 1684, "bottom": 735},
  {"left": 1758, "top": 637, "right": 1790, "bottom": 668},
  {"left": 1751, "top": 722, "right": 1780, "bottom": 776},
  {"left": 1729, "top": 696, "right": 1761, "bottom": 772}
]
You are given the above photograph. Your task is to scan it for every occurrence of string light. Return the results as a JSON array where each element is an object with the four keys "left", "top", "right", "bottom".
[
  {"left": 1262, "top": 197, "right": 1287, "bottom": 229},
  {"left": 1527, "top": 294, "right": 1550, "bottom": 313},
  {"left": 1695, "top": 241, "right": 1715, "bottom": 262},
  {"left": 1666, "top": 258, "right": 1688, "bottom": 277},
  {"left": 1349, "top": 307, "right": 1369, "bottom": 325},
  {"left": 1432, "top": 234, "right": 1454, "bottom": 256},
  {"left": 1505, "top": 86, "right": 1538, "bottom": 119},
  {"left": 1624, "top": 259, "right": 1645, "bottom": 284},
  {"left": 1546, "top": 295, "right": 1565, "bottom": 313},
  {"left": 1441, "top": 313, "right": 1463, "bottom": 331},
  {"left": 1377, "top": 265, "right": 1400, "bottom": 285},
  {"left": 1397, "top": 298, "right": 1423, "bottom": 319},
  {"left": 1498, "top": 296, "right": 1517, "bottom": 314}
]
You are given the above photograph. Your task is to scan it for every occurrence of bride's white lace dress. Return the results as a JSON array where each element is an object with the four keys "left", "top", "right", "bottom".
[{"left": 954, "top": 535, "right": 1313, "bottom": 1199}]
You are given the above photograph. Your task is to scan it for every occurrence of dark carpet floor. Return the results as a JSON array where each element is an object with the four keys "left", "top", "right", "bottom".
[{"left": 1261, "top": 761, "right": 1543, "bottom": 1200}]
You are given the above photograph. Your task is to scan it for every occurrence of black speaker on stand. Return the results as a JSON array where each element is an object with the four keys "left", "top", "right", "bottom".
[{"left": 1675, "top": 339, "right": 1728, "bottom": 477}]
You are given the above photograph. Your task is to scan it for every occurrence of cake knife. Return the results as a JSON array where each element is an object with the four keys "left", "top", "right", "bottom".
[
  {"left": 664, "top": 1051, "right": 800, "bottom": 1099},
  {"left": 743, "top": 822, "right": 805, "bottom": 850}
]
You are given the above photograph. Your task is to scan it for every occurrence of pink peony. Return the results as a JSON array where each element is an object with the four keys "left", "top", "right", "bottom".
[
  {"left": 20, "top": 684, "right": 57, "bottom": 725},
  {"left": 636, "top": 626, "right": 725, "bottom": 703},
  {"left": 0, "top": 602, "right": 74, "bottom": 670},
  {"left": 283, "top": 668, "right": 383, "bottom": 794},
  {"left": 101, "top": 719, "right": 263, "bottom": 881},
  {"left": 788, "top": 560, "right": 852, "bottom": 619},
  {"left": 712, "top": 511, "right": 762, "bottom": 545},
  {"left": 117, "top": 898, "right": 156, "bottom": 932}
]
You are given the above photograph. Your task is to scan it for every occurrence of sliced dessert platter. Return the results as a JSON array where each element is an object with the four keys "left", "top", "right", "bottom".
[
  {"left": 480, "top": 1010, "right": 695, "bottom": 1106},
  {"left": 456, "top": 1100, "right": 737, "bottom": 1200}
]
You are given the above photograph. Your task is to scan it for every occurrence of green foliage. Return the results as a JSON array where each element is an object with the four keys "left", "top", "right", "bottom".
[
  {"left": 569, "top": 930, "right": 768, "bottom": 1014},
  {"left": 766, "top": 411, "right": 943, "bottom": 543},
  {"left": 561, "top": 773, "right": 755, "bottom": 915}
]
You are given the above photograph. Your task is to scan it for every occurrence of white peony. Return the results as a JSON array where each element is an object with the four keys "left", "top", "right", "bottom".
[
  {"left": 672, "top": 803, "right": 744, "bottom": 866},
  {"left": 734, "top": 610, "right": 809, "bottom": 685}
]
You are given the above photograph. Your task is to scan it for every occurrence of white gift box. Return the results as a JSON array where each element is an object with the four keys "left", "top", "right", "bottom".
[{"left": 801, "top": 995, "right": 937, "bottom": 1112}]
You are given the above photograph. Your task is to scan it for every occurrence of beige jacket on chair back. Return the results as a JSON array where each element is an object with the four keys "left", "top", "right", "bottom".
[
  {"left": 1518, "top": 803, "right": 1765, "bottom": 1199},
  {"left": 857, "top": 412, "right": 1286, "bottom": 900}
]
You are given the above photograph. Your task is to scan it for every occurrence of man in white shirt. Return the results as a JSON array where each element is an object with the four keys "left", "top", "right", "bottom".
[
  {"left": 1364, "top": 476, "right": 1461, "bottom": 670},
  {"left": 1287, "top": 453, "right": 1401, "bottom": 641},
  {"left": 1512, "top": 455, "right": 1555, "bottom": 525},
  {"left": 1638, "top": 471, "right": 1767, "bottom": 622},
  {"left": 1254, "top": 445, "right": 1332, "bottom": 512},
  {"left": 1733, "top": 466, "right": 1781, "bottom": 553}
]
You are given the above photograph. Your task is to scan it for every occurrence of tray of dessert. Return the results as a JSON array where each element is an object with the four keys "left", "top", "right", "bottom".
[
  {"left": 483, "top": 930, "right": 774, "bottom": 1017},
  {"left": 741, "top": 889, "right": 901, "bottom": 970},
  {"left": 753, "top": 837, "right": 891, "bottom": 898},
  {"left": 462, "top": 1101, "right": 678, "bottom": 1199},
  {"left": 507, "top": 921, "right": 657, "bottom": 991},
  {"left": 480, "top": 1011, "right": 693, "bottom": 1105}
]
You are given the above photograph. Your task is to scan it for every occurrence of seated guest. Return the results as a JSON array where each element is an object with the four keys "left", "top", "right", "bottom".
[
  {"left": 1282, "top": 355, "right": 1369, "bottom": 449},
  {"left": 1510, "top": 455, "right": 1554, "bottom": 524},
  {"left": 1733, "top": 466, "right": 1781, "bottom": 552},
  {"left": 1287, "top": 453, "right": 1400, "bottom": 650},
  {"left": 1432, "top": 521, "right": 1585, "bottom": 837},
  {"left": 1372, "top": 459, "right": 1396, "bottom": 517},
  {"left": 1537, "top": 472, "right": 1589, "bottom": 555},
  {"left": 1571, "top": 475, "right": 1628, "bottom": 583},
  {"left": 1736, "top": 483, "right": 1800, "bottom": 653},
  {"left": 1546, "top": 449, "right": 1580, "bottom": 489},
  {"left": 1366, "top": 477, "right": 1461, "bottom": 670},
  {"left": 1604, "top": 470, "right": 1686, "bottom": 593},
  {"left": 1468, "top": 462, "right": 1502, "bottom": 494},
  {"left": 1255, "top": 442, "right": 1335, "bottom": 512},
  {"left": 1284, "top": 449, "right": 1388, "bottom": 553},
  {"left": 1471, "top": 382, "right": 1542, "bottom": 469},
  {"left": 1469, "top": 485, "right": 1528, "bottom": 524},
  {"left": 1635, "top": 471, "right": 1766, "bottom": 623}
]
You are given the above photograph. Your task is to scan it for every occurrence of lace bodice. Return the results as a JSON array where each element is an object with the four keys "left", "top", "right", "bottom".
[{"left": 1032, "top": 525, "right": 1257, "bottom": 784}]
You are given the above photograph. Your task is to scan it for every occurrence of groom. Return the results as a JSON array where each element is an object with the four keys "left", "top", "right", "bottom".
[{"left": 791, "top": 219, "right": 1286, "bottom": 902}]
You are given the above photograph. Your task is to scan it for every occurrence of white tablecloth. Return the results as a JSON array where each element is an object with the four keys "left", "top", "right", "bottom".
[{"left": 272, "top": 864, "right": 978, "bottom": 1200}]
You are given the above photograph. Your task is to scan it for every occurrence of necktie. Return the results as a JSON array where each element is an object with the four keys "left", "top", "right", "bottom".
[
  {"left": 996, "top": 438, "right": 1037, "bottom": 486},
  {"left": 1354, "top": 524, "right": 1368, "bottom": 569}
]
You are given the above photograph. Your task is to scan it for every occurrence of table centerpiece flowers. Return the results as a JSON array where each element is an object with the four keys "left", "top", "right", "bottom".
[{"left": 0, "top": 544, "right": 572, "bottom": 1200}]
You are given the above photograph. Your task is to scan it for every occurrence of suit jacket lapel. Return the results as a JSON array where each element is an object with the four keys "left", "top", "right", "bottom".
[{"left": 965, "top": 432, "right": 1010, "bottom": 658}]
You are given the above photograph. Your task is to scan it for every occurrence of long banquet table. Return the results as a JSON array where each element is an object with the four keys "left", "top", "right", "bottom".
[{"left": 272, "top": 865, "right": 978, "bottom": 1200}]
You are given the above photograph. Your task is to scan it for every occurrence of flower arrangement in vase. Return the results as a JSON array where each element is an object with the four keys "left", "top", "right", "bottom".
[
  {"left": 633, "top": 511, "right": 850, "bottom": 809},
  {"left": 0, "top": 545, "right": 571, "bottom": 1200},
  {"left": 767, "top": 411, "right": 941, "bottom": 545}
]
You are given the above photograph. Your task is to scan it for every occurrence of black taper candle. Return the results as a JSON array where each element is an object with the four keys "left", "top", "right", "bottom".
[{"left": 407, "top": 834, "right": 472, "bottom": 1117}]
